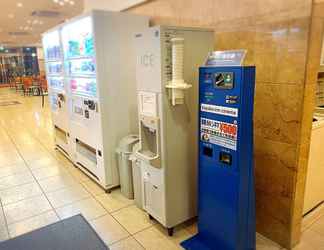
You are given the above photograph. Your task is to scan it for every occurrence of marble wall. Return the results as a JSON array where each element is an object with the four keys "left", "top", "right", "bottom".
[{"left": 127, "top": 0, "right": 314, "bottom": 248}]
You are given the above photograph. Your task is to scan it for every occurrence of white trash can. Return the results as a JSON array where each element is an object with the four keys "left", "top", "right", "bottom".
[
  {"left": 130, "top": 143, "right": 144, "bottom": 209},
  {"left": 116, "top": 135, "right": 139, "bottom": 199}
]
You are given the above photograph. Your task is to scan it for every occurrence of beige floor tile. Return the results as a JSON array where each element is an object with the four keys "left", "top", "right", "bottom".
[
  {"left": 0, "top": 228, "right": 9, "bottom": 242},
  {"left": 0, "top": 171, "right": 35, "bottom": 190},
  {"left": 38, "top": 174, "right": 81, "bottom": 193},
  {"left": 68, "top": 168, "right": 91, "bottom": 183},
  {"left": 308, "top": 214, "right": 324, "bottom": 237},
  {"left": 109, "top": 237, "right": 144, "bottom": 250},
  {"left": 26, "top": 156, "right": 62, "bottom": 170},
  {"left": 46, "top": 185, "right": 91, "bottom": 208},
  {"left": 90, "top": 214, "right": 129, "bottom": 245},
  {"left": 0, "top": 150, "right": 23, "bottom": 167},
  {"left": 82, "top": 180, "right": 105, "bottom": 196},
  {"left": 183, "top": 220, "right": 197, "bottom": 235},
  {"left": 95, "top": 189, "right": 134, "bottom": 213},
  {"left": 256, "top": 233, "right": 282, "bottom": 250},
  {"left": 8, "top": 211, "right": 59, "bottom": 238},
  {"left": 31, "top": 165, "right": 69, "bottom": 180},
  {"left": 0, "top": 206, "right": 9, "bottom": 241},
  {"left": 292, "top": 229, "right": 324, "bottom": 250},
  {"left": 20, "top": 149, "right": 53, "bottom": 161},
  {"left": 302, "top": 204, "right": 324, "bottom": 232},
  {"left": 0, "top": 162, "right": 29, "bottom": 178},
  {"left": 134, "top": 225, "right": 189, "bottom": 250},
  {"left": 112, "top": 205, "right": 154, "bottom": 234},
  {"left": 3, "top": 195, "right": 52, "bottom": 224},
  {"left": 56, "top": 197, "right": 107, "bottom": 221},
  {"left": 0, "top": 182, "right": 43, "bottom": 205}
]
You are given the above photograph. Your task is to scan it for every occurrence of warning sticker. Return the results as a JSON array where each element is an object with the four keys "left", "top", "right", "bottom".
[
  {"left": 200, "top": 118, "right": 238, "bottom": 150},
  {"left": 201, "top": 103, "right": 238, "bottom": 117}
]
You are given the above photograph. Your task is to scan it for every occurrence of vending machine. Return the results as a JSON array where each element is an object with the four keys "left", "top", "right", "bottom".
[
  {"left": 134, "top": 26, "right": 214, "bottom": 235},
  {"left": 43, "top": 29, "right": 71, "bottom": 157},
  {"left": 61, "top": 11, "right": 148, "bottom": 191},
  {"left": 181, "top": 50, "right": 256, "bottom": 250}
]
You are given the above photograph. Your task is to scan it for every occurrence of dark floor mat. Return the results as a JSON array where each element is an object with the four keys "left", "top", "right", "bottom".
[
  {"left": 0, "top": 214, "right": 108, "bottom": 250},
  {"left": 0, "top": 101, "right": 21, "bottom": 106}
]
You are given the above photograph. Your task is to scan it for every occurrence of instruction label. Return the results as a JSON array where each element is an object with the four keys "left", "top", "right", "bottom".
[
  {"left": 200, "top": 118, "right": 238, "bottom": 150},
  {"left": 201, "top": 103, "right": 238, "bottom": 117}
]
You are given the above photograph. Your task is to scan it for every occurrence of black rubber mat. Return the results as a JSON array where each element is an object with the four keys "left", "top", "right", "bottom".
[{"left": 0, "top": 214, "right": 108, "bottom": 250}]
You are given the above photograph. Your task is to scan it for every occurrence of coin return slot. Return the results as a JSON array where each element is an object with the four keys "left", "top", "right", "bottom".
[{"left": 219, "top": 152, "right": 232, "bottom": 165}]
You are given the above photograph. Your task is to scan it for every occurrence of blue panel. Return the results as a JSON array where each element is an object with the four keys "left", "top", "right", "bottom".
[{"left": 182, "top": 66, "right": 255, "bottom": 250}]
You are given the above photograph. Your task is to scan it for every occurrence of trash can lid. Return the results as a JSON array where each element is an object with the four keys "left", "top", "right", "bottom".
[{"left": 118, "top": 135, "right": 139, "bottom": 153}]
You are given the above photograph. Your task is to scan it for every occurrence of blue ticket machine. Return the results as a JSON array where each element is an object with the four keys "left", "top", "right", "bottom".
[{"left": 181, "top": 51, "right": 256, "bottom": 250}]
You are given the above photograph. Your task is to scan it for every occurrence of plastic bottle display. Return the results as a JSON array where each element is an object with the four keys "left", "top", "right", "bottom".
[
  {"left": 48, "top": 77, "right": 64, "bottom": 90},
  {"left": 46, "top": 46, "right": 62, "bottom": 60},
  {"left": 67, "top": 33, "right": 94, "bottom": 58},
  {"left": 70, "top": 78, "right": 97, "bottom": 97},
  {"left": 68, "top": 59, "right": 96, "bottom": 75},
  {"left": 47, "top": 62, "right": 63, "bottom": 75}
]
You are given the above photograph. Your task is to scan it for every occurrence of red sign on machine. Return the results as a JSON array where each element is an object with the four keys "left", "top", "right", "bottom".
[{"left": 200, "top": 118, "right": 238, "bottom": 150}]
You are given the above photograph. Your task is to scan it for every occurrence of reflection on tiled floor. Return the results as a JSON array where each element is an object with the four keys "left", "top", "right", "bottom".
[{"left": 0, "top": 87, "right": 323, "bottom": 249}]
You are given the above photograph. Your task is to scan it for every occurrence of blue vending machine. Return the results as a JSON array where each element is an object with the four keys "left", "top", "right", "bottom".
[{"left": 181, "top": 50, "right": 256, "bottom": 250}]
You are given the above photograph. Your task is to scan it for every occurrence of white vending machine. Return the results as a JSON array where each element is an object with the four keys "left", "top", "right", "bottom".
[
  {"left": 134, "top": 26, "right": 214, "bottom": 235},
  {"left": 61, "top": 11, "right": 148, "bottom": 192},
  {"left": 43, "top": 29, "right": 71, "bottom": 158}
]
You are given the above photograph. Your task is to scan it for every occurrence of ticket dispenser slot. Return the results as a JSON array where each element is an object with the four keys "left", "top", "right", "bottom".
[{"left": 181, "top": 50, "right": 256, "bottom": 250}]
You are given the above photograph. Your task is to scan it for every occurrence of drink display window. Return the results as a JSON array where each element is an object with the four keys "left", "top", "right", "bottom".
[
  {"left": 48, "top": 77, "right": 64, "bottom": 90},
  {"left": 43, "top": 30, "right": 62, "bottom": 61},
  {"left": 69, "top": 78, "right": 97, "bottom": 97},
  {"left": 66, "top": 58, "right": 96, "bottom": 76},
  {"left": 62, "top": 17, "right": 94, "bottom": 59},
  {"left": 47, "top": 62, "right": 63, "bottom": 75}
]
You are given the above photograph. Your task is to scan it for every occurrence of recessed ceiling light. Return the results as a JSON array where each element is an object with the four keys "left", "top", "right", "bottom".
[
  {"left": 53, "top": 0, "right": 59, "bottom": 2},
  {"left": 70, "top": 1, "right": 75, "bottom": 5},
  {"left": 39, "top": 21, "right": 44, "bottom": 25},
  {"left": 27, "top": 20, "right": 31, "bottom": 24},
  {"left": 59, "top": 1, "right": 64, "bottom": 6},
  {"left": 17, "top": 2, "right": 23, "bottom": 7},
  {"left": 33, "top": 20, "right": 38, "bottom": 24},
  {"left": 8, "top": 14, "right": 14, "bottom": 19}
]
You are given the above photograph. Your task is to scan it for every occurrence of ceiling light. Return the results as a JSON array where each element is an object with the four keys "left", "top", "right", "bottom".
[
  {"left": 17, "top": 2, "right": 23, "bottom": 7},
  {"left": 59, "top": 1, "right": 64, "bottom": 6},
  {"left": 27, "top": 20, "right": 31, "bottom": 24},
  {"left": 33, "top": 20, "right": 38, "bottom": 24},
  {"left": 19, "top": 26, "right": 23, "bottom": 30},
  {"left": 70, "top": 1, "right": 75, "bottom": 5},
  {"left": 39, "top": 21, "right": 44, "bottom": 25},
  {"left": 8, "top": 14, "right": 14, "bottom": 19},
  {"left": 53, "top": 0, "right": 59, "bottom": 2}
]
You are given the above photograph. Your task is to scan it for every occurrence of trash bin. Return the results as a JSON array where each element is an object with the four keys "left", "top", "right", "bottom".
[
  {"left": 116, "top": 135, "right": 139, "bottom": 199},
  {"left": 130, "top": 143, "right": 144, "bottom": 209}
]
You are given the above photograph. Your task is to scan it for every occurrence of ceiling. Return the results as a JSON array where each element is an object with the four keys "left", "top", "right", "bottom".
[{"left": 0, "top": 0, "right": 84, "bottom": 47}]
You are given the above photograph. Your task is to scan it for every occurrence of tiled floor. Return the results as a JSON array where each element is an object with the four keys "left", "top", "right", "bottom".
[{"left": 0, "top": 87, "right": 323, "bottom": 249}]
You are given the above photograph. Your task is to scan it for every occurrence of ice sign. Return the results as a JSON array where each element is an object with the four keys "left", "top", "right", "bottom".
[{"left": 205, "top": 50, "right": 247, "bottom": 67}]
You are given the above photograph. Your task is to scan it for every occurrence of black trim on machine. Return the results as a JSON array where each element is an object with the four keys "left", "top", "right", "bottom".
[{"left": 76, "top": 162, "right": 99, "bottom": 180}]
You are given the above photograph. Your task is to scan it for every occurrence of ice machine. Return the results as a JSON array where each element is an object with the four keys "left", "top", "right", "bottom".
[{"left": 134, "top": 26, "right": 214, "bottom": 235}]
